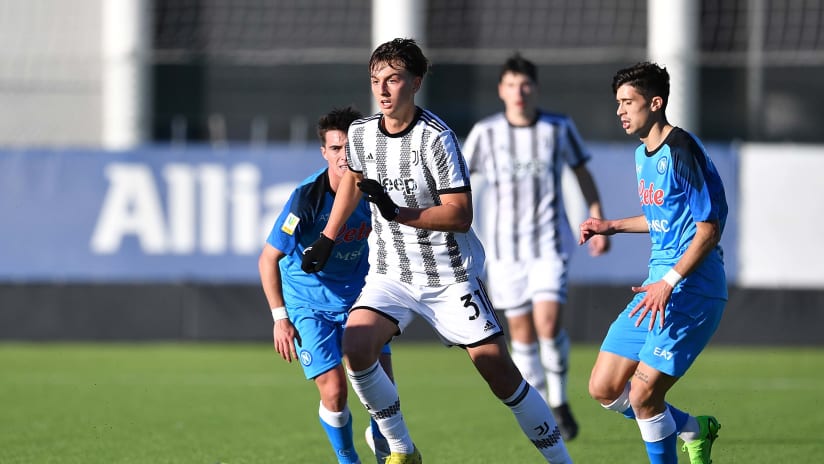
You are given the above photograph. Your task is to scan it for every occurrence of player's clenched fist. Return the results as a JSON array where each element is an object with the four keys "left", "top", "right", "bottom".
[
  {"left": 301, "top": 234, "right": 335, "bottom": 273},
  {"left": 578, "top": 217, "right": 612, "bottom": 245},
  {"left": 357, "top": 178, "right": 400, "bottom": 221}
]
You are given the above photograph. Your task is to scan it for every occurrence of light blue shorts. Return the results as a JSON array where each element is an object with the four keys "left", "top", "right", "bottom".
[
  {"left": 290, "top": 307, "right": 391, "bottom": 380},
  {"left": 599, "top": 290, "right": 725, "bottom": 377}
]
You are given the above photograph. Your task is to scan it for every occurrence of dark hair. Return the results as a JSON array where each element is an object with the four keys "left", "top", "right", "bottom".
[
  {"left": 317, "top": 106, "right": 363, "bottom": 143},
  {"left": 369, "top": 38, "right": 430, "bottom": 78},
  {"left": 500, "top": 53, "right": 537, "bottom": 83},
  {"left": 612, "top": 62, "right": 670, "bottom": 109}
]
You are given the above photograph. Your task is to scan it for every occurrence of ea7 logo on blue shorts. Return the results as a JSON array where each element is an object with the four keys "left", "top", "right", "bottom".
[
  {"left": 653, "top": 346, "right": 674, "bottom": 360},
  {"left": 300, "top": 350, "right": 313, "bottom": 366}
]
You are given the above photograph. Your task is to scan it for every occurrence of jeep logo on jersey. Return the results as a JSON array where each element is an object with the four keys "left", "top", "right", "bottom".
[
  {"left": 638, "top": 179, "right": 664, "bottom": 206},
  {"left": 380, "top": 176, "right": 418, "bottom": 195},
  {"left": 509, "top": 159, "right": 548, "bottom": 177}
]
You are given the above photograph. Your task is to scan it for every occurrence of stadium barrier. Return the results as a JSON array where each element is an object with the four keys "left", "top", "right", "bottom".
[{"left": 1, "top": 143, "right": 821, "bottom": 344}]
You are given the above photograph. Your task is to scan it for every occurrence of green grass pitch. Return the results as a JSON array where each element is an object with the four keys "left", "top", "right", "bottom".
[{"left": 1, "top": 342, "right": 822, "bottom": 463}]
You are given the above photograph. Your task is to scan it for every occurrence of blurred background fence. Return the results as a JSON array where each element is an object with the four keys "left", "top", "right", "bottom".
[
  {"left": 0, "top": 0, "right": 822, "bottom": 343},
  {"left": 3, "top": 0, "right": 824, "bottom": 146}
]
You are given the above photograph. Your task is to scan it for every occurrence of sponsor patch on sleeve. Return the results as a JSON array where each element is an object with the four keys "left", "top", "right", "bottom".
[{"left": 281, "top": 213, "right": 300, "bottom": 235}]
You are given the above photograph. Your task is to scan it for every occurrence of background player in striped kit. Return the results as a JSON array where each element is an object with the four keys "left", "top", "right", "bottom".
[
  {"left": 259, "top": 106, "right": 393, "bottom": 464},
  {"left": 579, "top": 62, "right": 727, "bottom": 464},
  {"left": 462, "top": 53, "right": 610, "bottom": 441},
  {"left": 302, "top": 38, "right": 573, "bottom": 464}
]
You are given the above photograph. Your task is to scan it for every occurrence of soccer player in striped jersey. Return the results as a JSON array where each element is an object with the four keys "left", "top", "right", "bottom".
[
  {"left": 462, "top": 53, "right": 610, "bottom": 441},
  {"left": 302, "top": 38, "right": 573, "bottom": 464},
  {"left": 259, "top": 106, "right": 393, "bottom": 464},
  {"left": 579, "top": 62, "right": 727, "bottom": 464}
]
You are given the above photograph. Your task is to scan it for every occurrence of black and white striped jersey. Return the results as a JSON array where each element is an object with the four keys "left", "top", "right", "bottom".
[
  {"left": 463, "top": 111, "right": 591, "bottom": 262},
  {"left": 346, "top": 107, "right": 486, "bottom": 287}
]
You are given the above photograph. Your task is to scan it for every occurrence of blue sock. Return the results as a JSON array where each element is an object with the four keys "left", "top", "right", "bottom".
[
  {"left": 667, "top": 403, "right": 690, "bottom": 432},
  {"left": 622, "top": 402, "right": 688, "bottom": 425},
  {"left": 370, "top": 417, "right": 387, "bottom": 441},
  {"left": 643, "top": 432, "right": 678, "bottom": 464},
  {"left": 637, "top": 410, "right": 678, "bottom": 464},
  {"left": 622, "top": 406, "right": 636, "bottom": 419},
  {"left": 319, "top": 404, "right": 359, "bottom": 464}
]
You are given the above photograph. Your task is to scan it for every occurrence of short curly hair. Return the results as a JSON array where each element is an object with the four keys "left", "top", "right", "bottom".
[
  {"left": 317, "top": 106, "right": 362, "bottom": 144},
  {"left": 612, "top": 62, "right": 670, "bottom": 109},
  {"left": 500, "top": 53, "right": 537, "bottom": 83}
]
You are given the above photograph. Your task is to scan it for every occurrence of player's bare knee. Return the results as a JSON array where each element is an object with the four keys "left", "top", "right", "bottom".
[
  {"left": 319, "top": 391, "right": 348, "bottom": 412},
  {"left": 588, "top": 380, "right": 609, "bottom": 403},
  {"left": 588, "top": 377, "right": 622, "bottom": 403},
  {"left": 342, "top": 347, "right": 378, "bottom": 371}
]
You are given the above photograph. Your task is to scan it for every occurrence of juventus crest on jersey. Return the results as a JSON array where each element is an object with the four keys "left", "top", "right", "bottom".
[
  {"left": 463, "top": 112, "right": 591, "bottom": 263},
  {"left": 346, "top": 107, "right": 486, "bottom": 287}
]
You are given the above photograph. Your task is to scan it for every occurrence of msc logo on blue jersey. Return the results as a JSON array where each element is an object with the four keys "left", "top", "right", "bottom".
[
  {"left": 335, "top": 247, "right": 365, "bottom": 261},
  {"left": 647, "top": 219, "right": 671, "bottom": 232},
  {"left": 656, "top": 156, "right": 669, "bottom": 174}
]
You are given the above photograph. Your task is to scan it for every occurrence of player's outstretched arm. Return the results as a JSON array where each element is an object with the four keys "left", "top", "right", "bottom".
[{"left": 578, "top": 214, "right": 648, "bottom": 245}]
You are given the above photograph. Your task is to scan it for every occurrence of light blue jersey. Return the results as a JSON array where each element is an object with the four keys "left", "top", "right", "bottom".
[
  {"left": 266, "top": 168, "right": 372, "bottom": 313},
  {"left": 601, "top": 128, "right": 728, "bottom": 377},
  {"left": 635, "top": 127, "right": 728, "bottom": 300}
]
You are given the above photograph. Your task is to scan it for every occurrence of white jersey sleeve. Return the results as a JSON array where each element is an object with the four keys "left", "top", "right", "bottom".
[{"left": 462, "top": 121, "right": 486, "bottom": 175}]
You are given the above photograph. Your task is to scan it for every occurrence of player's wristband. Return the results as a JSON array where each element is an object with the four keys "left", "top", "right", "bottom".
[
  {"left": 662, "top": 268, "right": 683, "bottom": 287},
  {"left": 271, "top": 306, "right": 289, "bottom": 321}
]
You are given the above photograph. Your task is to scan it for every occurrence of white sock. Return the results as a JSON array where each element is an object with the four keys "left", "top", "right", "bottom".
[
  {"left": 318, "top": 402, "right": 350, "bottom": 427},
  {"left": 637, "top": 410, "right": 677, "bottom": 442},
  {"left": 347, "top": 361, "right": 414, "bottom": 454},
  {"left": 602, "top": 382, "right": 632, "bottom": 414},
  {"left": 504, "top": 380, "right": 572, "bottom": 463},
  {"left": 679, "top": 416, "right": 701, "bottom": 442},
  {"left": 511, "top": 340, "right": 548, "bottom": 403},
  {"left": 539, "top": 330, "right": 570, "bottom": 407}
]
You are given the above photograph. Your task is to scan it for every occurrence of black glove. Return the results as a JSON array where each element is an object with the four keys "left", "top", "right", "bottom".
[
  {"left": 358, "top": 179, "right": 400, "bottom": 221},
  {"left": 301, "top": 234, "right": 335, "bottom": 273}
]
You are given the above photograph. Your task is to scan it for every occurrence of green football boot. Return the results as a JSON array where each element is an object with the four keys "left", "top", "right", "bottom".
[{"left": 682, "top": 415, "right": 721, "bottom": 464}]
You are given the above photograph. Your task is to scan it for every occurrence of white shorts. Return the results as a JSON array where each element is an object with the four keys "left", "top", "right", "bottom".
[
  {"left": 353, "top": 272, "right": 504, "bottom": 347},
  {"left": 485, "top": 258, "right": 568, "bottom": 317}
]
